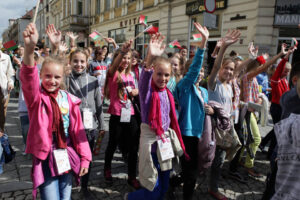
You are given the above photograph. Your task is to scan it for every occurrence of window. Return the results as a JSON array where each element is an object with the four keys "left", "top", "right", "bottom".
[
  {"left": 96, "top": 0, "right": 101, "bottom": 14},
  {"left": 78, "top": 0, "right": 83, "bottom": 15},
  {"left": 105, "top": 0, "right": 110, "bottom": 11},
  {"left": 135, "top": 21, "right": 159, "bottom": 58},
  {"left": 64, "top": 0, "right": 68, "bottom": 17},
  {"left": 108, "top": 28, "right": 126, "bottom": 52},
  {"left": 116, "top": 0, "right": 122, "bottom": 7}
]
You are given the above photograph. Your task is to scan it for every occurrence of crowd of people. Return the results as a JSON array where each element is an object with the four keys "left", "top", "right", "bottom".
[{"left": 0, "top": 21, "right": 299, "bottom": 200}]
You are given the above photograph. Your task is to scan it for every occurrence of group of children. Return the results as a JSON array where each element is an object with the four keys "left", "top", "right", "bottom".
[{"left": 8, "top": 20, "right": 300, "bottom": 200}]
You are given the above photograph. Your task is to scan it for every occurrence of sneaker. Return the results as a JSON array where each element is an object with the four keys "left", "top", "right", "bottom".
[
  {"left": 127, "top": 177, "right": 141, "bottom": 190},
  {"left": 104, "top": 168, "right": 113, "bottom": 184},
  {"left": 246, "top": 167, "right": 263, "bottom": 178},
  {"left": 228, "top": 171, "right": 247, "bottom": 184},
  {"left": 208, "top": 190, "right": 228, "bottom": 200}
]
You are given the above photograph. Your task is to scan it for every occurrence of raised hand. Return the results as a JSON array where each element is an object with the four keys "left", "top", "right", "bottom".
[
  {"left": 194, "top": 22, "right": 209, "bottom": 41},
  {"left": 248, "top": 42, "right": 258, "bottom": 59},
  {"left": 284, "top": 45, "right": 296, "bottom": 60},
  {"left": 281, "top": 43, "right": 288, "bottom": 55},
  {"left": 148, "top": 33, "right": 166, "bottom": 57},
  {"left": 58, "top": 42, "right": 68, "bottom": 54},
  {"left": 23, "top": 23, "right": 39, "bottom": 52},
  {"left": 66, "top": 31, "right": 78, "bottom": 41},
  {"left": 222, "top": 29, "right": 241, "bottom": 47},
  {"left": 216, "top": 39, "right": 224, "bottom": 48},
  {"left": 46, "top": 24, "right": 61, "bottom": 48},
  {"left": 121, "top": 39, "right": 133, "bottom": 54},
  {"left": 104, "top": 37, "right": 116, "bottom": 44}
]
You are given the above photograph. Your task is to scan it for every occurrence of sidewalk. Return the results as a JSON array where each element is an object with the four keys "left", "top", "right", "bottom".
[{"left": 0, "top": 97, "right": 273, "bottom": 200}]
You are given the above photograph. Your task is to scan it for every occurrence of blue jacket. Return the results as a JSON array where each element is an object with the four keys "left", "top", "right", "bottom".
[{"left": 175, "top": 48, "right": 207, "bottom": 138}]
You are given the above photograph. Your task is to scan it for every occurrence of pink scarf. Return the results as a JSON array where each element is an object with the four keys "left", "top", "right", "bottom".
[{"left": 148, "top": 80, "right": 189, "bottom": 159}]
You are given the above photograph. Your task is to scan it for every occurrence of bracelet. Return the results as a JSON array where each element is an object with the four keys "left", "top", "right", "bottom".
[{"left": 256, "top": 56, "right": 266, "bottom": 65}]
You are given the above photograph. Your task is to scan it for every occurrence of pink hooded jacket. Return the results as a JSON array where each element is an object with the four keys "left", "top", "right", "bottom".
[{"left": 20, "top": 63, "right": 91, "bottom": 168}]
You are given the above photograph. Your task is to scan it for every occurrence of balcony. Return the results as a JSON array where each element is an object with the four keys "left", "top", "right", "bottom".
[{"left": 62, "top": 15, "right": 89, "bottom": 27}]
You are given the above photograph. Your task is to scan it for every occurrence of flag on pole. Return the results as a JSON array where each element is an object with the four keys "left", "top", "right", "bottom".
[
  {"left": 89, "top": 31, "right": 101, "bottom": 40},
  {"left": 3, "top": 40, "right": 18, "bottom": 51},
  {"left": 292, "top": 37, "right": 298, "bottom": 47},
  {"left": 193, "top": 33, "right": 202, "bottom": 41},
  {"left": 169, "top": 40, "right": 182, "bottom": 49},
  {"left": 139, "top": 15, "right": 148, "bottom": 26},
  {"left": 144, "top": 25, "right": 158, "bottom": 34}
]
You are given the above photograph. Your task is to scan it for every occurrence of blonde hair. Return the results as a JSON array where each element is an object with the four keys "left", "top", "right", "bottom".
[{"left": 40, "top": 56, "right": 67, "bottom": 89}]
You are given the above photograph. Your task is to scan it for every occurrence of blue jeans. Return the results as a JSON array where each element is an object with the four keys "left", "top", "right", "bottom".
[
  {"left": 19, "top": 115, "right": 29, "bottom": 146},
  {"left": 39, "top": 159, "right": 72, "bottom": 200},
  {"left": 128, "top": 153, "right": 171, "bottom": 200}
]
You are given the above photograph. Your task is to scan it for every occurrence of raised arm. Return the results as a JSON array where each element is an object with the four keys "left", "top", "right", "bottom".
[
  {"left": 271, "top": 46, "right": 295, "bottom": 82},
  {"left": 46, "top": 24, "right": 61, "bottom": 55},
  {"left": 66, "top": 32, "right": 78, "bottom": 49},
  {"left": 145, "top": 33, "right": 166, "bottom": 69},
  {"left": 104, "top": 37, "right": 118, "bottom": 50},
  {"left": 234, "top": 43, "right": 258, "bottom": 77},
  {"left": 107, "top": 39, "right": 132, "bottom": 77},
  {"left": 208, "top": 29, "right": 241, "bottom": 90},
  {"left": 21, "top": 23, "right": 40, "bottom": 107},
  {"left": 246, "top": 44, "right": 287, "bottom": 80},
  {"left": 180, "top": 22, "right": 208, "bottom": 85}
]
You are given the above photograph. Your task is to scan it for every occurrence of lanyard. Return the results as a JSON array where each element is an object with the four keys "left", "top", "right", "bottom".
[{"left": 71, "top": 74, "right": 89, "bottom": 107}]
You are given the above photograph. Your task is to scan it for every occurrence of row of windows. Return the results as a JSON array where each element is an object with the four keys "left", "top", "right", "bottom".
[
  {"left": 107, "top": 21, "right": 159, "bottom": 58},
  {"left": 96, "top": 0, "right": 137, "bottom": 14}
]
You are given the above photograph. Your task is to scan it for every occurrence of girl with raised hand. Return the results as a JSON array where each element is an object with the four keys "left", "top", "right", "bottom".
[
  {"left": 239, "top": 43, "right": 290, "bottom": 178},
  {"left": 103, "top": 40, "right": 141, "bottom": 189},
  {"left": 207, "top": 29, "right": 241, "bottom": 200},
  {"left": 174, "top": 22, "right": 212, "bottom": 200},
  {"left": 125, "top": 33, "right": 188, "bottom": 200},
  {"left": 66, "top": 48, "right": 105, "bottom": 199},
  {"left": 20, "top": 23, "right": 91, "bottom": 200}
]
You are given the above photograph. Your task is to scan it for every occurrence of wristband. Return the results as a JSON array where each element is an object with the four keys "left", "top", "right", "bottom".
[{"left": 256, "top": 56, "right": 266, "bottom": 65}]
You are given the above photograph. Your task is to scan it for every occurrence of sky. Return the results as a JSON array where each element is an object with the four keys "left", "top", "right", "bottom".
[{"left": 0, "top": 1, "right": 37, "bottom": 40}]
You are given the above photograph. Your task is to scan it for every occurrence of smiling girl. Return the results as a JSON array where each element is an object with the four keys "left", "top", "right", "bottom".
[
  {"left": 20, "top": 23, "right": 91, "bottom": 200},
  {"left": 103, "top": 41, "right": 140, "bottom": 189}
]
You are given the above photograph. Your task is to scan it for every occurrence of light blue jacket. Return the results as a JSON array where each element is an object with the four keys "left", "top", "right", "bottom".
[{"left": 175, "top": 48, "right": 207, "bottom": 138}]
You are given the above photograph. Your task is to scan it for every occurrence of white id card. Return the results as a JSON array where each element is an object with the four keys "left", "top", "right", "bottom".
[
  {"left": 120, "top": 107, "right": 131, "bottom": 122},
  {"left": 53, "top": 149, "right": 71, "bottom": 174},
  {"left": 83, "top": 108, "right": 93, "bottom": 129},
  {"left": 157, "top": 136, "right": 174, "bottom": 161}
]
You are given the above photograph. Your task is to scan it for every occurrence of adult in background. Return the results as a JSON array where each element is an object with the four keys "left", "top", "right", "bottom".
[{"left": 0, "top": 50, "right": 14, "bottom": 137}]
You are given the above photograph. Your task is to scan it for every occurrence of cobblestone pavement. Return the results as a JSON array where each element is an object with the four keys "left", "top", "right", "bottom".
[{"left": 0, "top": 97, "right": 273, "bottom": 200}]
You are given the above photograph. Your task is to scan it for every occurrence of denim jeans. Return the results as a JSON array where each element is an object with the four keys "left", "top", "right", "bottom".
[
  {"left": 39, "top": 159, "right": 72, "bottom": 200},
  {"left": 128, "top": 153, "right": 171, "bottom": 200},
  {"left": 19, "top": 115, "right": 29, "bottom": 146}
]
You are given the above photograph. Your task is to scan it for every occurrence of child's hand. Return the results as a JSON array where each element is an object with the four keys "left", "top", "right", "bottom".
[
  {"left": 222, "top": 29, "right": 241, "bottom": 48},
  {"left": 46, "top": 24, "right": 61, "bottom": 48},
  {"left": 58, "top": 42, "right": 68, "bottom": 54},
  {"left": 23, "top": 23, "right": 39, "bottom": 52},
  {"left": 284, "top": 45, "right": 296, "bottom": 60},
  {"left": 248, "top": 42, "right": 258, "bottom": 59},
  {"left": 121, "top": 39, "right": 133, "bottom": 54},
  {"left": 79, "top": 167, "right": 89, "bottom": 176},
  {"left": 148, "top": 33, "right": 166, "bottom": 57},
  {"left": 66, "top": 31, "right": 78, "bottom": 41},
  {"left": 194, "top": 22, "right": 209, "bottom": 49},
  {"left": 104, "top": 37, "right": 116, "bottom": 44},
  {"left": 204, "top": 104, "right": 214, "bottom": 115}
]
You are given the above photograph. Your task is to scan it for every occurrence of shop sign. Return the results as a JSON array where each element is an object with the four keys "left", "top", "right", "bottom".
[
  {"left": 186, "top": 0, "right": 227, "bottom": 15},
  {"left": 274, "top": 0, "right": 300, "bottom": 26},
  {"left": 120, "top": 17, "right": 139, "bottom": 28}
]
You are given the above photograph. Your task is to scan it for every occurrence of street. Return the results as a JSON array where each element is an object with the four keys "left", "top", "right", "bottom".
[{"left": 0, "top": 97, "right": 272, "bottom": 200}]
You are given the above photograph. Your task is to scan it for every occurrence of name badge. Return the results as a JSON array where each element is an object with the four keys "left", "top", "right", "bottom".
[
  {"left": 157, "top": 136, "right": 174, "bottom": 161},
  {"left": 83, "top": 108, "right": 93, "bottom": 129},
  {"left": 53, "top": 149, "right": 71, "bottom": 174},
  {"left": 120, "top": 107, "right": 131, "bottom": 122}
]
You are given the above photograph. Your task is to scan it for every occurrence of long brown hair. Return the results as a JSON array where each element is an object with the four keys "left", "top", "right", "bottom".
[{"left": 104, "top": 49, "right": 132, "bottom": 99}]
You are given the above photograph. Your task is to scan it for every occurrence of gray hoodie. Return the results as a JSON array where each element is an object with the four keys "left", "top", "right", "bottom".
[{"left": 66, "top": 71, "right": 105, "bottom": 131}]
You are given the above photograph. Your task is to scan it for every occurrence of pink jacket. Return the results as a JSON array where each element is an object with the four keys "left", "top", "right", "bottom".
[{"left": 20, "top": 63, "right": 91, "bottom": 168}]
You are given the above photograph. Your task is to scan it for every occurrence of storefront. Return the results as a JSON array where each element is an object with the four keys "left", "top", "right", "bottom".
[
  {"left": 91, "top": 11, "right": 161, "bottom": 58},
  {"left": 186, "top": 0, "right": 228, "bottom": 71},
  {"left": 274, "top": 0, "right": 300, "bottom": 64}
]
